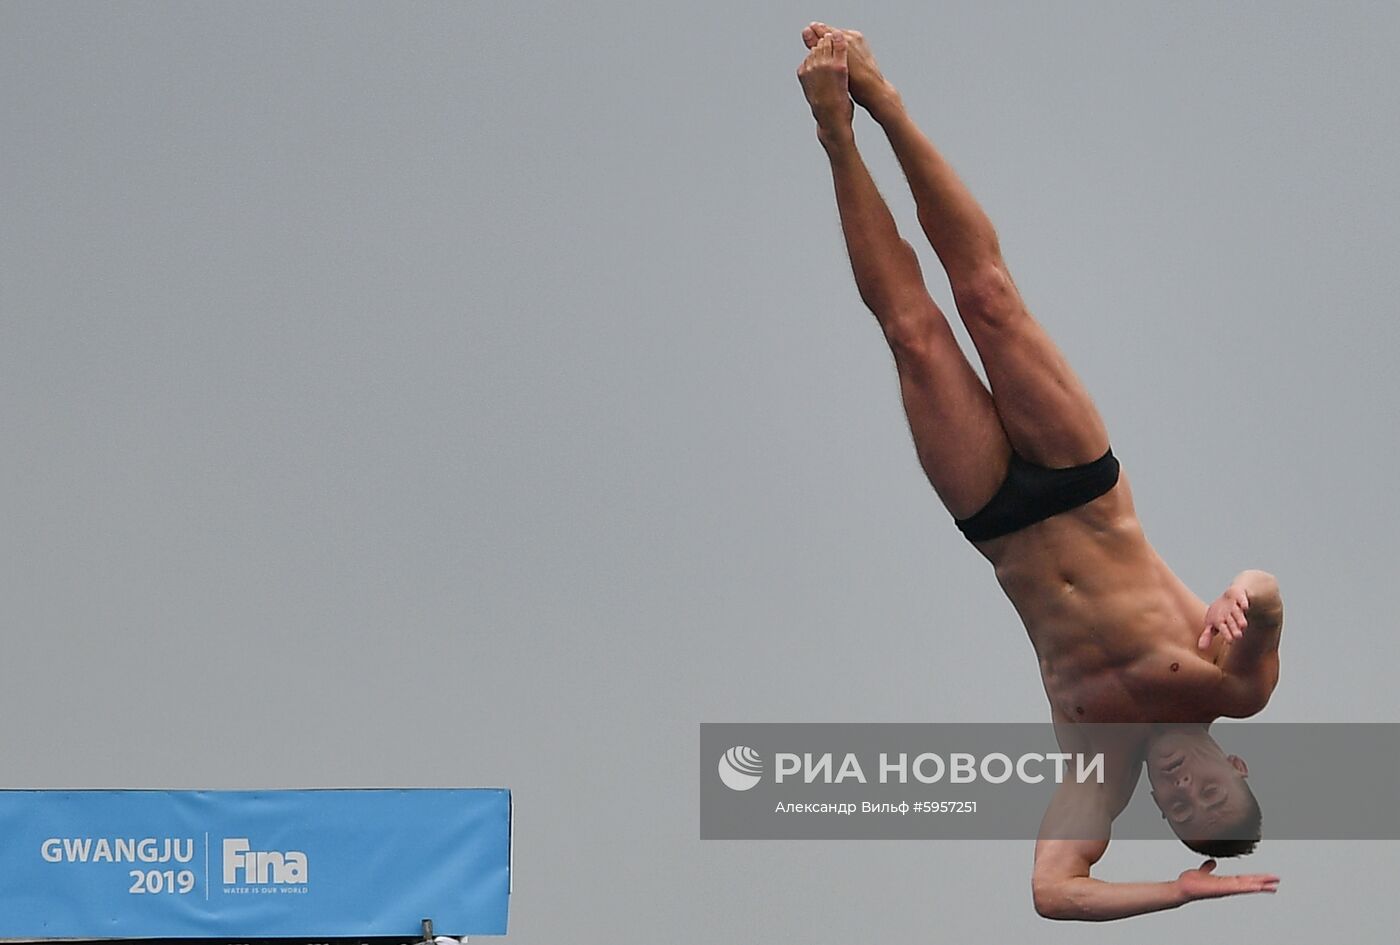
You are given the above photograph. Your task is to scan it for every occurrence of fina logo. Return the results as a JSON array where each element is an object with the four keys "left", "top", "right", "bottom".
[
  {"left": 222, "top": 838, "right": 308, "bottom": 885},
  {"left": 718, "top": 746, "right": 763, "bottom": 791}
]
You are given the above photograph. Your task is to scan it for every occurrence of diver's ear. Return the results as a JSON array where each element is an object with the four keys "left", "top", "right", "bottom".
[{"left": 1226, "top": 754, "right": 1249, "bottom": 778}]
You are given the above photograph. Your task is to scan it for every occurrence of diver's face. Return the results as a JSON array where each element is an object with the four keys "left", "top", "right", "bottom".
[{"left": 1146, "top": 731, "right": 1250, "bottom": 842}]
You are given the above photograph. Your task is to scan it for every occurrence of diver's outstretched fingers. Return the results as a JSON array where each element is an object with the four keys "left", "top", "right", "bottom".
[{"left": 1178, "top": 861, "right": 1281, "bottom": 901}]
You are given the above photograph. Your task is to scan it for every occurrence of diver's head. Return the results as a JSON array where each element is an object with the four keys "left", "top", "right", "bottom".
[{"left": 1146, "top": 725, "right": 1261, "bottom": 857}]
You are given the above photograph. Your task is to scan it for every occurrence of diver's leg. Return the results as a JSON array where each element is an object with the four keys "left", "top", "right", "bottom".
[
  {"left": 806, "top": 24, "right": 1110, "bottom": 468},
  {"left": 800, "top": 31, "right": 1008, "bottom": 517}
]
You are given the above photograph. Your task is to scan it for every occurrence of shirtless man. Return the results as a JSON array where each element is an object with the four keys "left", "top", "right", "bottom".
[{"left": 796, "top": 24, "right": 1285, "bottom": 920}]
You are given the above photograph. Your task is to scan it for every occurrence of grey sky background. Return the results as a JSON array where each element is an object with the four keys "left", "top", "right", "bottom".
[{"left": 2, "top": 1, "right": 1397, "bottom": 942}]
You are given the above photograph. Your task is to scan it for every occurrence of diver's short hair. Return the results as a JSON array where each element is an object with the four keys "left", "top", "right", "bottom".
[{"left": 1182, "top": 783, "right": 1262, "bottom": 858}]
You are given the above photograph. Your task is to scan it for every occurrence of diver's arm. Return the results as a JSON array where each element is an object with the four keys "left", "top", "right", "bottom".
[
  {"left": 1035, "top": 853, "right": 1281, "bottom": 920},
  {"left": 1032, "top": 790, "right": 1182, "bottom": 921},
  {"left": 1033, "top": 838, "right": 1280, "bottom": 920},
  {"left": 1033, "top": 836, "right": 1187, "bottom": 920},
  {"left": 1031, "top": 780, "right": 1170, "bottom": 920},
  {"left": 1201, "top": 570, "right": 1283, "bottom": 716},
  {"left": 1031, "top": 782, "right": 1279, "bottom": 920}
]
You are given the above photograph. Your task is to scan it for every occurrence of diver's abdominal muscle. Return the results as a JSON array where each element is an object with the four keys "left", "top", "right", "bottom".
[{"left": 993, "top": 511, "right": 1191, "bottom": 673}]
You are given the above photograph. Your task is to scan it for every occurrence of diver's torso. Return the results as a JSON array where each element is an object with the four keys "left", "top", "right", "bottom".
[{"left": 973, "top": 469, "right": 1228, "bottom": 724}]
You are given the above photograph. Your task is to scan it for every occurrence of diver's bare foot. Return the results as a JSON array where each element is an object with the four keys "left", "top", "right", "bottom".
[
  {"left": 802, "top": 22, "right": 899, "bottom": 114},
  {"left": 796, "top": 30, "right": 854, "bottom": 144}
]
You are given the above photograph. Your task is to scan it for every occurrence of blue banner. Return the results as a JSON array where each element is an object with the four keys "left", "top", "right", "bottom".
[{"left": 0, "top": 789, "right": 511, "bottom": 938}]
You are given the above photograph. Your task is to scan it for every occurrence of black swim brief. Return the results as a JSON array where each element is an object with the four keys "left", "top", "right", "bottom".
[{"left": 954, "top": 446, "right": 1121, "bottom": 542}]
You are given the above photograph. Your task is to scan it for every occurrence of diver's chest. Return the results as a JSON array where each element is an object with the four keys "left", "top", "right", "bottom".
[
  {"left": 1046, "top": 668, "right": 1146, "bottom": 723},
  {"left": 1072, "top": 651, "right": 1220, "bottom": 723}
]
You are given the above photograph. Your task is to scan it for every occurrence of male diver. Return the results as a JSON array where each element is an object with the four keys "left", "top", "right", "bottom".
[{"left": 796, "top": 24, "right": 1284, "bottom": 920}]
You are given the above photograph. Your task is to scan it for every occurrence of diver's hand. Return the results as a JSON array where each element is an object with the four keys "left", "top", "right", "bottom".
[
  {"left": 1175, "top": 859, "right": 1279, "bottom": 901},
  {"left": 1198, "top": 584, "right": 1250, "bottom": 649}
]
